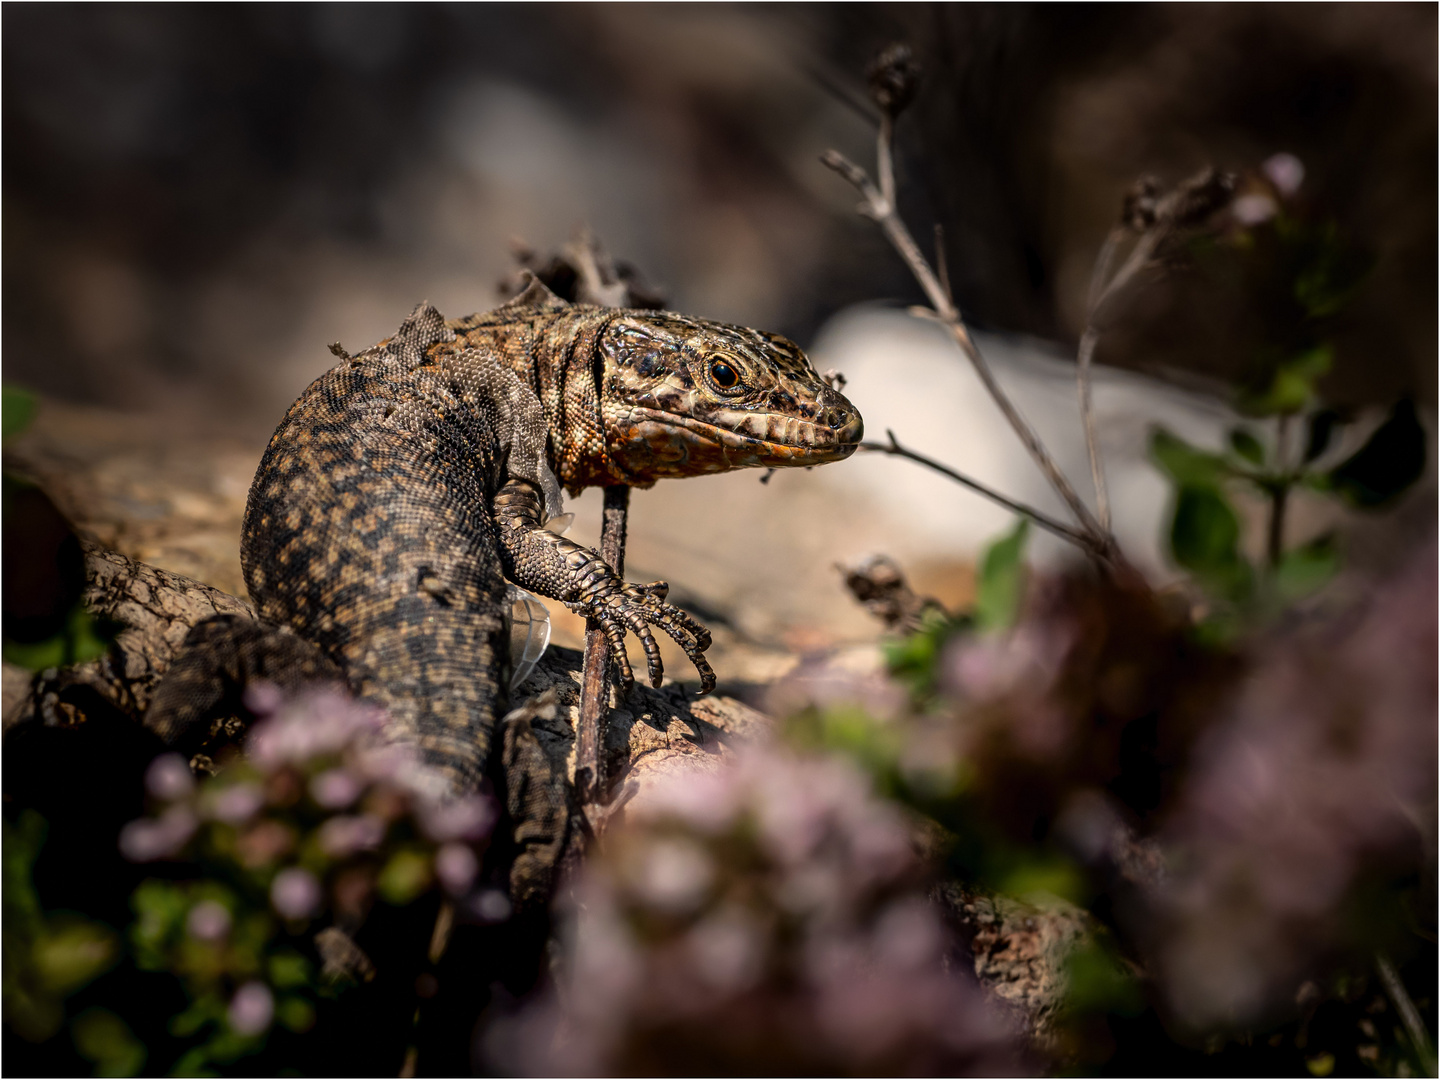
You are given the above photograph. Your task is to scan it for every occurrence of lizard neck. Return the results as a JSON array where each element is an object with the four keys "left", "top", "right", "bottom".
[{"left": 523, "top": 308, "right": 636, "bottom": 495}]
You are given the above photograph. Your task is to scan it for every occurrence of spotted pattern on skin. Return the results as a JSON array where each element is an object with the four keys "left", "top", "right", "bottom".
[{"left": 179, "top": 278, "right": 861, "bottom": 893}]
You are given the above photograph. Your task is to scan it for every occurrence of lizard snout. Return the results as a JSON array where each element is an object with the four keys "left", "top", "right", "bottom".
[{"left": 817, "top": 386, "right": 864, "bottom": 447}]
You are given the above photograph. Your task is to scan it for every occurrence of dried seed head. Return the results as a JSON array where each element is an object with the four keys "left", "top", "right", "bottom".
[
  {"left": 1121, "top": 177, "right": 1162, "bottom": 232},
  {"left": 1162, "top": 168, "right": 1237, "bottom": 228},
  {"left": 867, "top": 43, "right": 920, "bottom": 118}
]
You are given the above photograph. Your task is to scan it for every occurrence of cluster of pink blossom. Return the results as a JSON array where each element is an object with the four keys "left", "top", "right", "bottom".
[
  {"left": 501, "top": 747, "right": 1027, "bottom": 1076},
  {"left": 929, "top": 571, "right": 1226, "bottom": 841},
  {"left": 119, "top": 684, "right": 507, "bottom": 1038},
  {"left": 1151, "top": 545, "right": 1437, "bottom": 1030},
  {"left": 778, "top": 539, "right": 1436, "bottom": 1050}
]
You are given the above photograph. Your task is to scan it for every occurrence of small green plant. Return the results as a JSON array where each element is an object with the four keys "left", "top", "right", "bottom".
[{"left": 3, "top": 811, "right": 136, "bottom": 1072}]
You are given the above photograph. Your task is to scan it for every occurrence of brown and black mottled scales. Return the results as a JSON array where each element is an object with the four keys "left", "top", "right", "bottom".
[{"left": 145, "top": 275, "right": 862, "bottom": 899}]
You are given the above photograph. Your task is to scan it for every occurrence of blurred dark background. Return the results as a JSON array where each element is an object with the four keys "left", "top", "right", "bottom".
[{"left": 4, "top": 4, "right": 1435, "bottom": 430}]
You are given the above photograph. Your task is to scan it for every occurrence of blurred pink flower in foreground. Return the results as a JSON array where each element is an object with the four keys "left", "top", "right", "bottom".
[
  {"left": 228, "top": 981, "right": 274, "bottom": 1036},
  {"left": 499, "top": 747, "right": 1028, "bottom": 1076},
  {"left": 1153, "top": 544, "right": 1437, "bottom": 1030}
]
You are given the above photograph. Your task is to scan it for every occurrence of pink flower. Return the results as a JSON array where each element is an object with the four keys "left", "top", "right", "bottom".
[
  {"left": 628, "top": 838, "right": 713, "bottom": 914},
  {"left": 145, "top": 754, "right": 194, "bottom": 801},
  {"left": 1232, "top": 193, "right": 1279, "bottom": 226},
  {"left": 1261, "top": 152, "right": 1305, "bottom": 197},
  {"left": 317, "top": 814, "right": 385, "bottom": 857},
  {"left": 119, "top": 805, "right": 197, "bottom": 862},
  {"left": 310, "top": 767, "right": 364, "bottom": 809},
  {"left": 186, "top": 900, "right": 232, "bottom": 942},
  {"left": 435, "top": 843, "right": 478, "bottom": 894},
  {"left": 207, "top": 782, "right": 265, "bottom": 824},
  {"left": 270, "top": 867, "right": 322, "bottom": 919},
  {"left": 228, "top": 981, "right": 274, "bottom": 1036},
  {"left": 468, "top": 889, "right": 512, "bottom": 924},
  {"left": 417, "top": 794, "right": 495, "bottom": 843},
  {"left": 242, "top": 680, "right": 284, "bottom": 718}
]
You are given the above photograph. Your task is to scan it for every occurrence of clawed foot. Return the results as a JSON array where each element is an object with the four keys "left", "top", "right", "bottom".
[{"left": 569, "top": 578, "right": 716, "bottom": 695}]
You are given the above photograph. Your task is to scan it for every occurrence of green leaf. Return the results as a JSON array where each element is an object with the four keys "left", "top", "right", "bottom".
[
  {"left": 71, "top": 1008, "right": 147, "bottom": 1078},
  {"left": 267, "top": 951, "right": 312, "bottom": 989},
  {"left": 3, "top": 604, "right": 118, "bottom": 672},
  {"left": 2, "top": 386, "right": 38, "bottom": 441},
  {"left": 882, "top": 608, "right": 969, "bottom": 699},
  {"left": 1275, "top": 533, "right": 1341, "bottom": 601},
  {"left": 1063, "top": 939, "right": 1145, "bottom": 1018},
  {"left": 3, "top": 810, "right": 49, "bottom": 935},
  {"left": 997, "top": 855, "right": 1085, "bottom": 906},
  {"left": 974, "top": 518, "right": 1030, "bottom": 632},
  {"left": 130, "top": 880, "right": 191, "bottom": 970},
  {"left": 1228, "top": 427, "right": 1265, "bottom": 466},
  {"left": 1327, "top": 399, "right": 1427, "bottom": 508},
  {"left": 168, "top": 995, "right": 224, "bottom": 1039},
  {"left": 275, "top": 996, "right": 316, "bottom": 1034},
  {"left": 1170, "top": 485, "right": 1241, "bottom": 574},
  {"left": 32, "top": 919, "right": 118, "bottom": 995},
  {"left": 1240, "top": 344, "right": 1333, "bottom": 416},
  {"left": 1291, "top": 220, "right": 1371, "bottom": 319},
  {"left": 377, "top": 849, "right": 433, "bottom": 905},
  {"left": 1150, "top": 428, "right": 1230, "bottom": 487}
]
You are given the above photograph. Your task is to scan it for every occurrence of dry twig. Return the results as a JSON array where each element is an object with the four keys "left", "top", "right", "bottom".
[
  {"left": 861, "top": 430, "right": 1107, "bottom": 560},
  {"left": 1075, "top": 169, "right": 1236, "bottom": 536},
  {"left": 825, "top": 44, "right": 1236, "bottom": 574},
  {"left": 821, "top": 49, "right": 1117, "bottom": 568}
]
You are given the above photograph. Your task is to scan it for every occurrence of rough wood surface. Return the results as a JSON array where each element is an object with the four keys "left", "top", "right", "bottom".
[{"left": 9, "top": 534, "right": 769, "bottom": 812}]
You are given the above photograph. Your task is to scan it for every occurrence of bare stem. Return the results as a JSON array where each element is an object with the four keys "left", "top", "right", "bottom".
[
  {"left": 1092, "top": 228, "right": 1163, "bottom": 320},
  {"left": 933, "top": 222, "right": 953, "bottom": 305},
  {"left": 861, "top": 431, "right": 1112, "bottom": 562},
  {"left": 821, "top": 148, "right": 1112, "bottom": 557},
  {"left": 1376, "top": 952, "right": 1437, "bottom": 1077},
  {"left": 1074, "top": 227, "right": 1132, "bottom": 535},
  {"left": 577, "top": 484, "right": 630, "bottom": 807},
  {"left": 565, "top": 227, "right": 628, "bottom": 307},
  {"left": 1087, "top": 227, "right": 1125, "bottom": 314},
  {"left": 1267, "top": 415, "right": 1293, "bottom": 569},
  {"left": 877, "top": 114, "right": 896, "bottom": 208},
  {"left": 1075, "top": 326, "right": 1110, "bottom": 533}
]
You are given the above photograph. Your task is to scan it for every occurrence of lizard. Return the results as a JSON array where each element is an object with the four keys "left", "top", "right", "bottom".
[{"left": 143, "top": 273, "right": 863, "bottom": 900}]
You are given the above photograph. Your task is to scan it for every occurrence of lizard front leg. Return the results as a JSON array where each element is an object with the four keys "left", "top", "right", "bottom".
[{"left": 492, "top": 478, "right": 716, "bottom": 694}]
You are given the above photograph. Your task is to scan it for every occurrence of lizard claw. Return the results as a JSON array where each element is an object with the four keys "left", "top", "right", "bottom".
[{"left": 573, "top": 583, "right": 716, "bottom": 695}]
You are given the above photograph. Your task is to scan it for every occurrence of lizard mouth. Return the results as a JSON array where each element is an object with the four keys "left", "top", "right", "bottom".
[{"left": 610, "top": 406, "right": 863, "bottom": 476}]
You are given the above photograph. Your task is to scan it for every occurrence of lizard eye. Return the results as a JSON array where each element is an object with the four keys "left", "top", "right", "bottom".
[{"left": 709, "top": 358, "right": 741, "bottom": 390}]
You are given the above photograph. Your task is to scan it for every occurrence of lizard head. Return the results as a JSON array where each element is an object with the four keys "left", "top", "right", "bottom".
[{"left": 594, "top": 313, "right": 864, "bottom": 483}]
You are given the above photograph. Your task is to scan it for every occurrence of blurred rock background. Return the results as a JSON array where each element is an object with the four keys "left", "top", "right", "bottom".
[{"left": 5, "top": 4, "right": 1435, "bottom": 667}]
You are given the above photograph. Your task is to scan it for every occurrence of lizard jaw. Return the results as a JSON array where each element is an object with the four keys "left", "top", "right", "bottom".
[{"left": 606, "top": 406, "right": 863, "bottom": 479}]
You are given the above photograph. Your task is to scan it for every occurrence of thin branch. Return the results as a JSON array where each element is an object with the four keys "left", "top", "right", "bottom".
[
  {"left": 1072, "top": 169, "right": 1232, "bottom": 540},
  {"left": 876, "top": 114, "right": 897, "bottom": 209},
  {"left": 821, "top": 148, "right": 1112, "bottom": 554},
  {"left": 565, "top": 227, "right": 628, "bottom": 307},
  {"left": 1086, "top": 227, "right": 1125, "bottom": 314},
  {"left": 1376, "top": 952, "right": 1437, "bottom": 1077},
  {"left": 577, "top": 484, "right": 630, "bottom": 808},
  {"left": 933, "top": 222, "right": 953, "bottom": 306},
  {"left": 1075, "top": 227, "right": 1130, "bottom": 534},
  {"left": 821, "top": 151, "right": 954, "bottom": 317},
  {"left": 861, "top": 431, "right": 1111, "bottom": 562},
  {"left": 1075, "top": 326, "right": 1110, "bottom": 534},
  {"left": 1091, "top": 228, "right": 1163, "bottom": 320}
]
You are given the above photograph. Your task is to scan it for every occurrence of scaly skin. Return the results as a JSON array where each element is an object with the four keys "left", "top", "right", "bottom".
[{"left": 153, "top": 275, "right": 861, "bottom": 897}]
